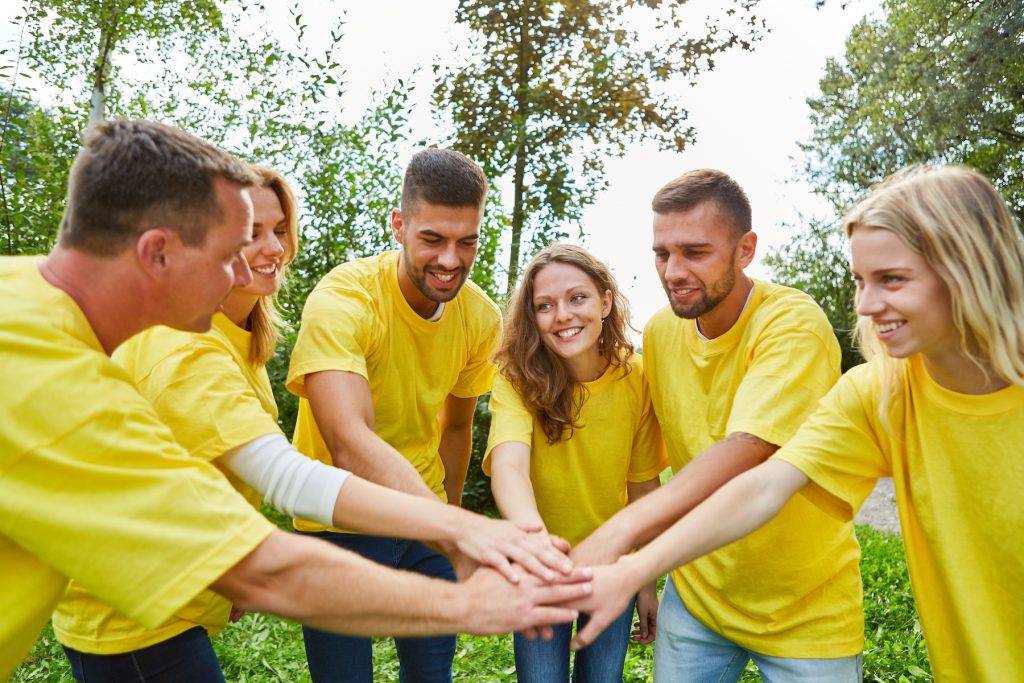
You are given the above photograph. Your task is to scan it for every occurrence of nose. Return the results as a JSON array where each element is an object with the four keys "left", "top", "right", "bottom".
[
  {"left": 436, "top": 242, "right": 459, "bottom": 270},
  {"left": 233, "top": 252, "right": 253, "bottom": 287},
  {"left": 855, "top": 283, "right": 883, "bottom": 317},
  {"left": 265, "top": 232, "right": 285, "bottom": 258},
  {"left": 663, "top": 254, "right": 690, "bottom": 283},
  {"left": 554, "top": 300, "right": 572, "bottom": 321}
]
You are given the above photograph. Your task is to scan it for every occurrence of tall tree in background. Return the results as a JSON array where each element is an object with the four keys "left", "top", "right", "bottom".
[
  {"left": 803, "top": 0, "right": 1023, "bottom": 217},
  {"left": 436, "top": 0, "right": 765, "bottom": 292},
  {"left": 768, "top": 0, "right": 1023, "bottom": 371}
]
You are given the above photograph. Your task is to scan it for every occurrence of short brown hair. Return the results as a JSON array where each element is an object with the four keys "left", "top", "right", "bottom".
[
  {"left": 59, "top": 118, "right": 258, "bottom": 256},
  {"left": 399, "top": 148, "right": 487, "bottom": 216},
  {"left": 652, "top": 168, "right": 752, "bottom": 236}
]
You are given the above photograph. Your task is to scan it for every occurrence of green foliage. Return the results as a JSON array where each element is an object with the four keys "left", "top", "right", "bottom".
[
  {"left": 763, "top": 217, "right": 860, "bottom": 371},
  {"left": 436, "top": 0, "right": 766, "bottom": 291},
  {"left": 803, "top": 0, "right": 1024, "bottom": 220}
]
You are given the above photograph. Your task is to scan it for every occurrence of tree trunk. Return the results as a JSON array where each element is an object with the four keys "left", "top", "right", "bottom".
[
  {"left": 506, "top": 2, "right": 531, "bottom": 295},
  {"left": 88, "top": 9, "right": 118, "bottom": 126}
]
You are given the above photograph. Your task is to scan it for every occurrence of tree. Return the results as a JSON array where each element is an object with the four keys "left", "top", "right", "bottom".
[
  {"left": 436, "top": 0, "right": 765, "bottom": 291},
  {"left": 802, "top": 0, "right": 1024, "bottom": 219}
]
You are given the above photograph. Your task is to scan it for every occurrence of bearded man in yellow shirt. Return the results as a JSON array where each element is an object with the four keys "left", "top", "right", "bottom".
[
  {"left": 286, "top": 149, "right": 562, "bottom": 683},
  {"left": 0, "top": 119, "right": 591, "bottom": 681},
  {"left": 571, "top": 169, "right": 863, "bottom": 681}
]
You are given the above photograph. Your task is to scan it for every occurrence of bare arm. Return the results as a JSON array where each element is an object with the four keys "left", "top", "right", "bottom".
[
  {"left": 305, "top": 370, "right": 436, "bottom": 500},
  {"left": 489, "top": 441, "right": 546, "bottom": 530},
  {"left": 438, "top": 394, "right": 477, "bottom": 507},
  {"left": 568, "top": 459, "right": 809, "bottom": 649},
  {"left": 573, "top": 432, "right": 777, "bottom": 565},
  {"left": 625, "top": 476, "right": 661, "bottom": 645},
  {"left": 211, "top": 530, "right": 593, "bottom": 637}
]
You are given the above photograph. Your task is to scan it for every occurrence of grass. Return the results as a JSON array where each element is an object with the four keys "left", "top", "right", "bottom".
[{"left": 13, "top": 526, "right": 931, "bottom": 682}]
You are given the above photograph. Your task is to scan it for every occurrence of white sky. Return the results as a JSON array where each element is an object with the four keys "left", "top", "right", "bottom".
[{"left": 2, "top": 0, "right": 880, "bottom": 330}]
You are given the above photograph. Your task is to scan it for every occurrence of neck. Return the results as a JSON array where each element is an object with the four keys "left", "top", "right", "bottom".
[
  {"left": 221, "top": 291, "right": 258, "bottom": 329},
  {"left": 922, "top": 350, "right": 1010, "bottom": 395},
  {"left": 566, "top": 348, "right": 609, "bottom": 383},
  {"left": 697, "top": 273, "right": 753, "bottom": 339},
  {"left": 41, "top": 245, "right": 154, "bottom": 355}
]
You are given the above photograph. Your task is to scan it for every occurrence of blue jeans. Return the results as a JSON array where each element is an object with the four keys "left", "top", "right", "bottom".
[
  {"left": 62, "top": 626, "right": 225, "bottom": 683},
  {"left": 301, "top": 532, "right": 457, "bottom": 683},
  {"left": 513, "top": 599, "right": 636, "bottom": 683},
  {"left": 654, "top": 580, "right": 862, "bottom": 682}
]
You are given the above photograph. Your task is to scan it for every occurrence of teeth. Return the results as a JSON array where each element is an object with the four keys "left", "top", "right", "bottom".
[
  {"left": 557, "top": 328, "right": 582, "bottom": 339},
  {"left": 877, "top": 321, "right": 904, "bottom": 333},
  {"left": 433, "top": 272, "right": 456, "bottom": 283},
  {"left": 253, "top": 265, "right": 276, "bottom": 274}
]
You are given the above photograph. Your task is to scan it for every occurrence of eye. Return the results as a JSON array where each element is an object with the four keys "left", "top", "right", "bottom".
[
  {"left": 535, "top": 302, "right": 552, "bottom": 312},
  {"left": 459, "top": 238, "right": 479, "bottom": 247},
  {"left": 570, "top": 293, "right": 586, "bottom": 303},
  {"left": 653, "top": 250, "right": 668, "bottom": 261},
  {"left": 882, "top": 274, "right": 903, "bottom": 284}
]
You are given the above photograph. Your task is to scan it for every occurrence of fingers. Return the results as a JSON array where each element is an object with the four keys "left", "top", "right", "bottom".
[
  {"left": 570, "top": 611, "right": 609, "bottom": 651},
  {"left": 532, "top": 579, "right": 593, "bottom": 606},
  {"left": 535, "top": 623, "right": 556, "bottom": 640},
  {"left": 487, "top": 553, "right": 520, "bottom": 584},
  {"left": 548, "top": 534, "right": 571, "bottom": 554}
]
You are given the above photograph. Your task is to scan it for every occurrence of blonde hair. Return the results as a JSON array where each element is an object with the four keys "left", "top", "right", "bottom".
[
  {"left": 246, "top": 166, "right": 299, "bottom": 366},
  {"left": 845, "top": 165, "right": 1024, "bottom": 418},
  {"left": 495, "top": 243, "right": 634, "bottom": 444}
]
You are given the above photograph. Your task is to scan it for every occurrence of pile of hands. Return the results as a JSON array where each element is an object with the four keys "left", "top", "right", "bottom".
[{"left": 448, "top": 516, "right": 655, "bottom": 650}]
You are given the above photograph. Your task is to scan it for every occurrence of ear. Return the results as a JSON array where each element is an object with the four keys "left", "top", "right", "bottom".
[
  {"left": 135, "top": 228, "right": 173, "bottom": 279},
  {"left": 601, "top": 289, "right": 613, "bottom": 318},
  {"left": 736, "top": 231, "right": 757, "bottom": 269},
  {"left": 391, "top": 209, "right": 404, "bottom": 245}
]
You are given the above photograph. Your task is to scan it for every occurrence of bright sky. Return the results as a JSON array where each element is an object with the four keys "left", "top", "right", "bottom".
[{"left": 2, "top": 0, "right": 880, "bottom": 330}]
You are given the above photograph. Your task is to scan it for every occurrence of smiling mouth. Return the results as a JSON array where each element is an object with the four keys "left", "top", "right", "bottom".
[
  {"left": 429, "top": 270, "right": 461, "bottom": 285},
  {"left": 876, "top": 320, "right": 906, "bottom": 333},
  {"left": 252, "top": 264, "right": 277, "bottom": 276},
  {"left": 556, "top": 327, "right": 583, "bottom": 339}
]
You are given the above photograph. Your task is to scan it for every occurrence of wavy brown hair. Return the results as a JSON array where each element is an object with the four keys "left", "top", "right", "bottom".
[
  {"left": 246, "top": 165, "right": 299, "bottom": 366},
  {"left": 846, "top": 165, "right": 1024, "bottom": 424},
  {"left": 495, "top": 243, "right": 634, "bottom": 444}
]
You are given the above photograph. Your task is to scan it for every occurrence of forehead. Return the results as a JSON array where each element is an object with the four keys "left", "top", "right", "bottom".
[
  {"left": 206, "top": 180, "right": 252, "bottom": 249},
  {"left": 533, "top": 261, "right": 596, "bottom": 295},
  {"left": 250, "top": 187, "right": 285, "bottom": 222},
  {"left": 405, "top": 201, "right": 482, "bottom": 238},
  {"left": 652, "top": 202, "right": 736, "bottom": 245},
  {"left": 849, "top": 226, "right": 923, "bottom": 271}
]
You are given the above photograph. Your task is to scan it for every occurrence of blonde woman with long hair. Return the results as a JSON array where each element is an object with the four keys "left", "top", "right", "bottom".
[
  {"left": 566, "top": 166, "right": 1024, "bottom": 682},
  {"left": 485, "top": 243, "right": 666, "bottom": 682},
  {"left": 54, "top": 167, "right": 575, "bottom": 683}
]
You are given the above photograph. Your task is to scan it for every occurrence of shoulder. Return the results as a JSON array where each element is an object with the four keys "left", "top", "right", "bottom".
[
  {"left": 458, "top": 279, "right": 502, "bottom": 321},
  {"left": 312, "top": 252, "right": 394, "bottom": 299},
  {"left": 748, "top": 280, "right": 834, "bottom": 343}
]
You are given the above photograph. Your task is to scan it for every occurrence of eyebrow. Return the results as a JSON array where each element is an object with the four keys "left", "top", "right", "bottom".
[
  {"left": 653, "top": 241, "right": 713, "bottom": 250},
  {"left": 418, "top": 229, "right": 479, "bottom": 240}
]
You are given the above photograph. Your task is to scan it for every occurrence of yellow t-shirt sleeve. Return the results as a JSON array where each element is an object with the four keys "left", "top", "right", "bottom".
[
  {"left": 726, "top": 323, "right": 840, "bottom": 447},
  {"left": 0, "top": 390, "right": 273, "bottom": 630},
  {"left": 481, "top": 373, "right": 534, "bottom": 476},
  {"left": 286, "top": 283, "right": 377, "bottom": 398},
  {"left": 774, "top": 363, "right": 892, "bottom": 522},
  {"left": 139, "top": 342, "right": 281, "bottom": 461},
  {"left": 626, "top": 367, "right": 668, "bottom": 482}
]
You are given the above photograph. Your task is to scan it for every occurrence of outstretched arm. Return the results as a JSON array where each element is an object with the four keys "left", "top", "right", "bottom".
[
  {"left": 572, "top": 432, "right": 777, "bottom": 566},
  {"left": 568, "top": 459, "right": 809, "bottom": 649},
  {"left": 211, "top": 530, "right": 593, "bottom": 638}
]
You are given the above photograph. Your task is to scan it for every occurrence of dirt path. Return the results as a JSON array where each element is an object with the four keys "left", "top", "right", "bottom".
[{"left": 854, "top": 477, "right": 901, "bottom": 535}]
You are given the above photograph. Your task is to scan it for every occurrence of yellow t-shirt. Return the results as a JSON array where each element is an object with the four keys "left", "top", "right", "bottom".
[
  {"left": 287, "top": 251, "right": 501, "bottom": 532},
  {"left": 776, "top": 356, "right": 1024, "bottom": 681},
  {"left": 53, "top": 313, "right": 283, "bottom": 653},
  {"left": 0, "top": 257, "right": 273, "bottom": 679},
  {"left": 482, "top": 355, "right": 667, "bottom": 547},
  {"left": 643, "top": 280, "right": 862, "bottom": 657}
]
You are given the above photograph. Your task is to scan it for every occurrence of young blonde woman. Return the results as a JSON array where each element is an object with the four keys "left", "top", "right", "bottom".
[
  {"left": 53, "top": 167, "right": 575, "bottom": 683},
  {"left": 569, "top": 166, "right": 1024, "bottom": 682},
  {"left": 485, "top": 243, "right": 667, "bottom": 682}
]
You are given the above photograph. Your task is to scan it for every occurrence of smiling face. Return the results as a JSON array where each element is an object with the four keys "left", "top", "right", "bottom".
[
  {"left": 652, "top": 201, "right": 755, "bottom": 338},
  {"left": 392, "top": 200, "right": 482, "bottom": 318},
  {"left": 851, "top": 226, "right": 958, "bottom": 363},
  {"left": 531, "top": 261, "right": 613, "bottom": 381},
  {"left": 238, "top": 187, "right": 288, "bottom": 298}
]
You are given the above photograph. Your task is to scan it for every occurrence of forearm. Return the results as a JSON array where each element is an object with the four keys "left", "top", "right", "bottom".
[
  {"left": 327, "top": 424, "right": 437, "bottom": 500},
  {"left": 331, "top": 477, "right": 466, "bottom": 542},
  {"left": 438, "top": 425, "right": 472, "bottom": 507},
  {"left": 596, "top": 434, "right": 775, "bottom": 555},
  {"left": 490, "top": 459, "right": 545, "bottom": 529},
  {"left": 619, "top": 460, "right": 805, "bottom": 587},
  {"left": 213, "top": 530, "right": 467, "bottom": 636}
]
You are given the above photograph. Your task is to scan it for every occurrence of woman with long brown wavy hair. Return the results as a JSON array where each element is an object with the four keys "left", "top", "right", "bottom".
[{"left": 484, "top": 242, "right": 667, "bottom": 682}]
